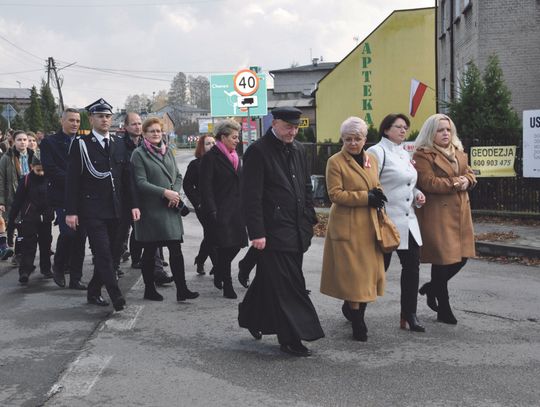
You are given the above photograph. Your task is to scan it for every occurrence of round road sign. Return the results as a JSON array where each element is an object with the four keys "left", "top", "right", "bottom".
[{"left": 233, "top": 69, "right": 260, "bottom": 96}]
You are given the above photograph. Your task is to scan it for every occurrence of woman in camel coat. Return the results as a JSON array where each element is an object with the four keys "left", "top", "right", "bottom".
[
  {"left": 413, "top": 113, "right": 476, "bottom": 325},
  {"left": 320, "top": 117, "right": 386, "bottom": 342}
]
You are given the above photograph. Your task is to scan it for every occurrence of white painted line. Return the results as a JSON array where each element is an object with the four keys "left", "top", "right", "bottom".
[
  {"left": 104, "top": 304, "right": 144, "bottom": 331},
  {"left": 132, "top": 275, "right": 144, "bottom": 290},
  {"left": 47, "top": 354, "right": 113, "bottom": 398}
]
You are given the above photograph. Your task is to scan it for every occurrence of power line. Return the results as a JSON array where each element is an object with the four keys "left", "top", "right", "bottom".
[
  {"left": 0, "top": 33, "right": 45, "bottom": 62},
  {"left": 0, "top": 0, "right": 226, "bottom": 8},
  {"left": 0, "top": 69, "right": 43, "bottom": 76}
]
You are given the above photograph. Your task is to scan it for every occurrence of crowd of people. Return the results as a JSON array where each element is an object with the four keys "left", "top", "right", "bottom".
[{"left": 0, "top": 100, "right": 476, "bottom": 356}]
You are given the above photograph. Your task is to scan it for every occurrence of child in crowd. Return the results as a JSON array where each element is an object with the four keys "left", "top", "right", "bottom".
[{"left": 8, "top": 156, "right": 53, "bottom": 284}]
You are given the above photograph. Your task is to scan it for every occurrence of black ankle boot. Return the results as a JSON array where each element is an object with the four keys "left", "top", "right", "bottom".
[
  {"left": 194, "top": 257, "right": 205, "bottom": 275},
  {"left": 437, "top": 301, "right": 457, "bottom": 324},
  {"left": 419, "top": 282, "right": 438, "bottom": 312},
  {"left": 223, "top": 282, "right": 237, "bottom": 299},
  {"left": 144, "top": 286, "right": 163, "bottom": 301},
  {"left": 213, "top": 269, "right": 223, "bottom": 289},
  {"left": 177, "top": 283, "right": 199, "bottom": 301},
  {"left": 400, "top": 313, "right": 426, "bottom": 332},
  {"left": 351, "top": 303, "right": 368, "bottom": 342}
]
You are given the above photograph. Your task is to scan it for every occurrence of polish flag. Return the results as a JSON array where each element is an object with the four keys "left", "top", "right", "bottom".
[{"left": 409, "top": 79, "right": 428, "bottom": 117}]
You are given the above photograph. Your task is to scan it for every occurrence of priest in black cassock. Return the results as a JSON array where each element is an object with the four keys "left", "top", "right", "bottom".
[
  {"left": 65, "top": 98, "right": 139, "bottom": 311},
  {"left": 238, "top": 106, "right": 324, "bottom": 357}
]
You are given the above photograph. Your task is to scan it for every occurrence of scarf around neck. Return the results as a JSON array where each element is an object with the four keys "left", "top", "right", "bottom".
[
  {"left": 434, "top": 143, "right": 459, "bottom": 174},
  {"left": 143, "top": 138, "right": 167, "bottom": 159},
  {"left": 216, "top": 140, "right": 239, "bottom": 171}
]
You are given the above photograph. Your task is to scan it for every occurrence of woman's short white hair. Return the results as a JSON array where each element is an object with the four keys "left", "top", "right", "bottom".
[
  {"left": 414, "top": 113, "right": 464, "bottom": 151},
  {"left": 340, "top": 116, "right": 368, "bottom": 138}
]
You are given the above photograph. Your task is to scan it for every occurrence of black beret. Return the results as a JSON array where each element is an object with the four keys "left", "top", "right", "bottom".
[{"left": 271, "top": 106, "right": 302, "bottom": 125}]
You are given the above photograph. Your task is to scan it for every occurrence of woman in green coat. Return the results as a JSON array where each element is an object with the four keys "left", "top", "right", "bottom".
[{"left": 131, "top": 117, "right": 198, "bottom": 302}]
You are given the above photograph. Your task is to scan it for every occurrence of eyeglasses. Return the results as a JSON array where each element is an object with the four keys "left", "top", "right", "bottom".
[
  {"left": 343, "top": 136, "right": 366, "bottom": 144},
  {"left": 391, "top": 124, "right": 409, "bottom": 131}
]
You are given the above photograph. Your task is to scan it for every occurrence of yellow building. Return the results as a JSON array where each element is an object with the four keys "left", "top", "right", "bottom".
[{"left": 316, "top": 7, "right": 436, "bottom": 142}]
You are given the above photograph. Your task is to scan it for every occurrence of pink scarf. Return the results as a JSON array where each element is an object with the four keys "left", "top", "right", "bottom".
[
  {"left": 215, "top": 140, "right": 239, "bottom": 171},
  {"left": 143, "top": 138, "right": 167, "bottom": 158}
]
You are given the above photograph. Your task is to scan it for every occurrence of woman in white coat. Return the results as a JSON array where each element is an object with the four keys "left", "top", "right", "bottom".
[{"left": 368, "top": 113, "right": 426, "bottom": 332}]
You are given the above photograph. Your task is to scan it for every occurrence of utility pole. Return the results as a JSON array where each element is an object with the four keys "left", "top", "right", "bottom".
[{"left": 46, "top": 57, "right": 65, "bottom": 112}]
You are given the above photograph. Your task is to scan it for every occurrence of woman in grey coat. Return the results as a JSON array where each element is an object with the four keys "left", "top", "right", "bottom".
[{"left": 131, "top": 117, "right": 198, "bottom": 302}]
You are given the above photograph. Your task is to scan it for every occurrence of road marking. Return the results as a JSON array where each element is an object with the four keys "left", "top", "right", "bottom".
[
  {"left": 47, "top": 354, "right": 113, "bottom": 398},
  {"left": 132, "top": 275, "right": 144, "bottom": 290},
  {"left": 104, "top": 304, "right": 144, "bottom": 331}
]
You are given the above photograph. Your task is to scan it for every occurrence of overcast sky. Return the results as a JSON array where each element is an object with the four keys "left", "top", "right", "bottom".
[{"left": 0, "top": 0, "right": 434, "bottom": 111}]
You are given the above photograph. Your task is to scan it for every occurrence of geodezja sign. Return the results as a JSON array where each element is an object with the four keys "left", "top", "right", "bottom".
[
  {"left": 470, "top": 146, "right": 517, "bottom": 177},
  {"left": 210, "top": 71, "right": 267, "bottom": 117}
]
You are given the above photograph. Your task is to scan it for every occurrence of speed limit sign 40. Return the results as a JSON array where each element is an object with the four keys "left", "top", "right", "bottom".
[{"left": 234, "top": 69, "right": 260, "bottom": 96}]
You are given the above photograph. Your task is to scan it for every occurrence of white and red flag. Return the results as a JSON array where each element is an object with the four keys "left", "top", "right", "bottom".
[{"left": 409, "top": 79, "right": 428, "bottom": 117}]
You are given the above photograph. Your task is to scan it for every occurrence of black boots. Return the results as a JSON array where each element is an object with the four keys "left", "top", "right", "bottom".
[
  {"left": 144, "top": 285, "right": 164, "bottom": 301},
  {"left": 400, "top": 313, "right": 426, "bottom": 332},
  {"left": 176, "top": 283, "right": 199, "bottom": 301},
  {"left": 194, "top": 257, "right": 205, "bottom": 275},
  {"left": 351, "top": 303, "right": 368, "bottom": 342},
  {"left": 341, "top": 301, "right": 353, "bottom": 322},
  {"left": 419, "top": 282, "right": 438, "bottom": 312},
  {"left": 432, "top": 271, "right": 457, "bottom": 325}
]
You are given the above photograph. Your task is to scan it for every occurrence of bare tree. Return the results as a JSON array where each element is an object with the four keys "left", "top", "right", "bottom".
[{"left": 188, "top": 75, "right": 210, "bottom": 109}]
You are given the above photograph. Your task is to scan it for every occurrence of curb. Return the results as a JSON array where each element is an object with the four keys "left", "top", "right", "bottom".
[{"left": 476, "top": 241, "right": 540, "bottom": 258}]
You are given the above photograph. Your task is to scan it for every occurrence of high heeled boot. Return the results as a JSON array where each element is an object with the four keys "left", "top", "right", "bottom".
[
  {"left": 351, "top": 303, "right": 368, "bottom": 342},
  {"left": 170, "top": 253, "right": 199, "bottom": 301},
  {"left": 434, "top": 277, "right": 457, "bottom": 324},
  {"left": 419, "top": 282, "right": 438, "bottom": 312},
  {"left": 142, "top": 259, "right": 163, "bottom": 301},
  {"left": 400, "top": 313, "right": 426, "bottom": 332}
]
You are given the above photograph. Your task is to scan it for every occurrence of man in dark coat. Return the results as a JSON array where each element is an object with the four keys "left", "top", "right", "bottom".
[
  {"left": 65, "top": 99, "right": 139, "bottom": 311},
  {"left": 238, "top": 106, "right": 324, "bottom": 357},
  {"left": 40, "top": 108, "right": 87, "bottom": 290}
]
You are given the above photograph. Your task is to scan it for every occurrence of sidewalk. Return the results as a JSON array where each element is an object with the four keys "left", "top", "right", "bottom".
[{"left": 474, "top": 221, "right": 540, "bottom": 258}]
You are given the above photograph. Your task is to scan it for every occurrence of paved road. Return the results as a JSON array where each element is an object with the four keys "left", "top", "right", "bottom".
[{"left": 0, "top": 149, "right": 538, "bottom": 407}]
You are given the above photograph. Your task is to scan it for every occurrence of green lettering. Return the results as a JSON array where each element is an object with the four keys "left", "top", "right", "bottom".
[
  {"left": 361, "top": 71, "right": 371, "bottom": 82},
  {"left": 361, "top": 42, "right": 371, "bottom": 54},
  {"left": 362, "top": 99, "right": 372, "bottom": 110},
  {"left": 363, "top": 85, "right": 372, "bottom": 97},
  {"left": 364, "top": 112, "right": 373, "bottom": 125},
  {"left": 362, "top": 57, "right": 372, "bottom": 69}
]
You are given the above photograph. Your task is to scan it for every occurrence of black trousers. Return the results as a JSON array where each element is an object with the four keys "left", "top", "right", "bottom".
[
  {"left": 431, "top": 258, "right": 468, "bottom": 300},
  {"left": 215, "top": 246, "right": 240, "bottom": 285},
  {"left": 53, "top": 208, "right": 86, "bottom": 282},
  {"left": 383, "top": 232, "right": 420, "bottom": 315},
  {"left": 129, "top": 229, "right": 143, "bottom": 264},
  {"left": 194, "top": 210, "right": 217, "bottom": 267},
  {"left": 141, "top": 240, "right": 185, "bottom": 287},
  {"left": 17, "top": 220, "right": 52, "bottom": 275},
  {"left": 83, "top": 218, "right": 122, "bottom": 300},
  {"left": 112, "top": 209, "right": 132, "bottom": 269}
]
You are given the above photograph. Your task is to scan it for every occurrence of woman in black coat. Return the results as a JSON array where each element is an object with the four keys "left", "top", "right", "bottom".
[
  {"left": 183, "top": 134, "right": 216, "bottom": 275},
  {"left": 200, "top": 119, "right": 247, "bottom": 299}
]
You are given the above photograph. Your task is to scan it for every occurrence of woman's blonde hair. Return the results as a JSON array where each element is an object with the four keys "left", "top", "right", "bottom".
[{"left": 414, "top": 113, "right": 464, "bottom": 151}]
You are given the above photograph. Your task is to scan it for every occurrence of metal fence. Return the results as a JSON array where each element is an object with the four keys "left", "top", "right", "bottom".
[{"left": 302, "top": 142, "right": 540, "bottom": 215}]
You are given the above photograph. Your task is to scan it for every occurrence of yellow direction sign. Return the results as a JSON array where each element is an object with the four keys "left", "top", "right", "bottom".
[{"left": 299, "top": 117, "right": 309, "bottom": 128}]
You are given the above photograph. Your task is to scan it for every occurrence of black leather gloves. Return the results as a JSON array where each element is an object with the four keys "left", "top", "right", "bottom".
[{"left": 368, "top": 188, "right": 388, "bottom": 209}]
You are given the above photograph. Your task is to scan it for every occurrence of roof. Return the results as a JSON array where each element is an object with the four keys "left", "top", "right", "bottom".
[
  {"left": 0, "top": 88, "right": 31, "bottom": 99},
  {"left": 269, "top": 62, "right": 337, "bottom": 74},
  {"left": 267, "top": 98, "right": 314, "bottom": 108}
]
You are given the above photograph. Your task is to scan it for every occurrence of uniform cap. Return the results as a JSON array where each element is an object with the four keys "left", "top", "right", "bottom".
[{"left": 85, "top": 98, "right": 113, "bottom": 115}]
